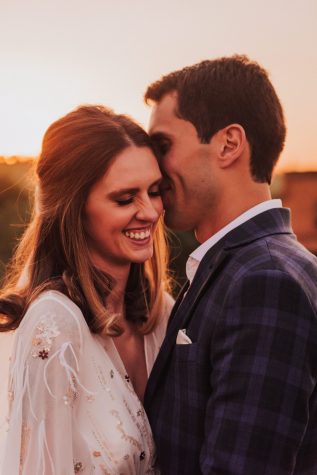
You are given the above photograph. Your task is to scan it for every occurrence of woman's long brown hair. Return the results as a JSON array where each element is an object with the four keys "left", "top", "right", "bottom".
[{"left": 0, "top": 105, "right": 170, "bottom": 336}]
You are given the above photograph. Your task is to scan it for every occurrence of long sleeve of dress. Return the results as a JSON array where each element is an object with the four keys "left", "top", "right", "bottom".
[{"left": 2, "top": 291, "right": 92, "bottom": 475}]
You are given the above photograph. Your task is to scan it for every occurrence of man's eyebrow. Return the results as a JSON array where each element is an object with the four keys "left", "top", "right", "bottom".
[{"left": 107, "top": 179, "right": 162, "bottom": 198}]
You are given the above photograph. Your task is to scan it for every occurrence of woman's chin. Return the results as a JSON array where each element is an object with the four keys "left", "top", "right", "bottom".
[{"left": 128, "top": 247, "right": 154, "bottom": 264}]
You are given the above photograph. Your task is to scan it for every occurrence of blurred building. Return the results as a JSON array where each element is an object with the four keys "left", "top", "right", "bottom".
[{"left": 272, "top": 172, "right": 317, "bottom": 254}]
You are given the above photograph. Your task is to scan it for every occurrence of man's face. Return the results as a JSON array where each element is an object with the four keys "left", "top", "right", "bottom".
[{"left": 149, "top": 91, "right": 218, "bottom": 235}]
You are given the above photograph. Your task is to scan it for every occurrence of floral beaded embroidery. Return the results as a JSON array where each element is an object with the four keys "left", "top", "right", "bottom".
[
  {"left": 140, "top": 451, "right": 146, "bottom": 460},
  {"left": 31, "top": 314, "right": 60, "bottom": 359},
  {"left": 86, "top": 394, "right": 95, "bottom": 403},
  {"left": 38, "top": 349, "right": 49, "bottom": 359},
  {"left": 74, "top": 461, "right": 83, "bottom": 472},
  {"left": 63, "top": 375, "right": 78, "bottom": 407}
]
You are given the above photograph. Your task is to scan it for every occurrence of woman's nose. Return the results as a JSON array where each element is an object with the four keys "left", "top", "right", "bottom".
[{"left": 135, "top": 196, "right": 161, "bottom": 222}]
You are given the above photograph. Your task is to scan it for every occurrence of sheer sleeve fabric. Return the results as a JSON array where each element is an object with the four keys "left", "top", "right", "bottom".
[{"left": 2, "top": 291, "right": 92, "bottom": 475}]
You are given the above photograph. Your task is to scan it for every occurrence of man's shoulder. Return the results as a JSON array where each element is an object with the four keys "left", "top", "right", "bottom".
[
  {"left": 223, "top": 234, "right": 317, "bottom": 307},
  {"left": 252, "top": 233, "right": 316, "bottom": 275},
  {"left": 230, "top": 231, "right": 316, "bottom": 270}
]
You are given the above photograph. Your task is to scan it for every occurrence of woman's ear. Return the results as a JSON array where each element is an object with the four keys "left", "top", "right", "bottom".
[{"left": 215, "top": 124, "right": 247, "bottom": 168}]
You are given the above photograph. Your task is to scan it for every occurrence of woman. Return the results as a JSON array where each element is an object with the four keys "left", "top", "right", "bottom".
[{"left": 0, "top": 105, "right": 173, "bottom": 474}]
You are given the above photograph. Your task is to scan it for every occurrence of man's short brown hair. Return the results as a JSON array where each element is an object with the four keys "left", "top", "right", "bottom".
[{"left": 145, "top": 55, "right": 286, "bottom": 184}]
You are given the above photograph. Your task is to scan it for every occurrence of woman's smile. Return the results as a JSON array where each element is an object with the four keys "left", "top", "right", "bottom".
[{"left": 123, "top": 226, "right": 152, "bottom": 242}]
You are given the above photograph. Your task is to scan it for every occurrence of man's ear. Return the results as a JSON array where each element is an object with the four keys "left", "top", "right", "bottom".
[{"left": 214, "top": 124, "right": 247, "bottom": 169}]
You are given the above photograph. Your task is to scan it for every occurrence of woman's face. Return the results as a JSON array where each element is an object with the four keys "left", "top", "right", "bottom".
[{"left": 84, "top": 145, "right": 163, "bottom": 274}]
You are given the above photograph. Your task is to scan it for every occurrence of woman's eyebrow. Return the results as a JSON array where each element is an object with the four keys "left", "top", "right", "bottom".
[
  {"left": 107, "top": 179, "right": 162, "bottom": 199},
  {"left": 107, "top": 188, "right": 139, "bottom": 199},
  {"left": 150, "top": 178, "right": 163, "bottom": 187}
]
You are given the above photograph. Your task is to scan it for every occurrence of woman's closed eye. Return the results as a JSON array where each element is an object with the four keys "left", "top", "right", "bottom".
[
  {"left": 116, "top": 196, "right": 134, "bottom": 206},
  {"left": 148, "top": 188, "right": 161, "bottom": 197},
  {"left": 115, "top": 188, "right": 161, "bottom": 206}
]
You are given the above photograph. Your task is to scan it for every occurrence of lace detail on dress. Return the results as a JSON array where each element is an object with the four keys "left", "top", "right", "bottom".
[{"left": 31, "top": 313, "right": 60, "bottom": 359}]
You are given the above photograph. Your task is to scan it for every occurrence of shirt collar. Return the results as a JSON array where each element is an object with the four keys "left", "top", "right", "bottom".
[{"left": 186, "top": 199, "right": 282, "bottom": 283}]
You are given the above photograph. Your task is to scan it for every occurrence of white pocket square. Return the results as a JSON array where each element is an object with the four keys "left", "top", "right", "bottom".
[{"left": 176, "top": 329, "right": 192, "bottom": 345}]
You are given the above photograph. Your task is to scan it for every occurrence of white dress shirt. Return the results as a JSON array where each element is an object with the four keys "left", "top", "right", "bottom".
[{"left": 186, "top": 199, "right": 282, "bottom": 284}]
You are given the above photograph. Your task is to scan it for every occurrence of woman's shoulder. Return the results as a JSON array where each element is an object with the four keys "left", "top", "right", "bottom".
[
  {"left": 29, "top": 289, "right": 83, "bottom": 314},
  {"left": 19, "top": 290, "right": 88, "bottom": 344}
]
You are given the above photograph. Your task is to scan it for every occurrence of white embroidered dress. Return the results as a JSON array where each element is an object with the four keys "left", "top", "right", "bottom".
[{"left": 2, "top": 290, "right": 173, "bottom": 475}]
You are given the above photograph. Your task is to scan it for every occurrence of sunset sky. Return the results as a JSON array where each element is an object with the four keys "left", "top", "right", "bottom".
[{"left": 0, "top": 0, "right": 317, "bottom": 172}]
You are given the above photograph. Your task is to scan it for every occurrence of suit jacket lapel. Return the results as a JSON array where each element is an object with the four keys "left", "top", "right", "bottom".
[
  {"left": 145, "top": 248, "right": 231, "bottom": 405},
  {"left": 168, "top": 248, "right": 231, "bottom": 335},
  {"left": 166, "top": 280, "right": 190, "bottom": 327}
]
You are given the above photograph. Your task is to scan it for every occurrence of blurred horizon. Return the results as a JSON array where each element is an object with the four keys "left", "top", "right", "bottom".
[{"left": 1, "top": 154, "right": 316, "bottom": 175}]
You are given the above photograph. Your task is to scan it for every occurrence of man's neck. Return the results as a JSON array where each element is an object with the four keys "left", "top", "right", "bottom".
[{"left": 195, "top": 185, "right": 271, "bottom": 243}]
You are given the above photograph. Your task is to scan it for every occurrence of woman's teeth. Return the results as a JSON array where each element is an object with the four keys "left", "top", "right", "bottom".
[{"left": 124, "top": 229, "right": 151, "bottom": 240}]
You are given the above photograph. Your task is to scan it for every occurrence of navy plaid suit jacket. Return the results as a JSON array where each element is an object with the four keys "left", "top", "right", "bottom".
[{"left": 144, "top": 208, "right": 317, "bottom": 474}]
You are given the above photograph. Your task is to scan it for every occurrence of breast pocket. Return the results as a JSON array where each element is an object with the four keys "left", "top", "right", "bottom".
[
  {"left": 174, "top": 341, "right": 199, "bottom": 364},
  {"left": 172, "top": 342, "right": 210, "bottom": 409}
]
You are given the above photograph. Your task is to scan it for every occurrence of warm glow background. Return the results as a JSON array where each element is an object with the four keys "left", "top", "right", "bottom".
[{"left": 0, "top": 0, "right": 317, "bottom": 172}]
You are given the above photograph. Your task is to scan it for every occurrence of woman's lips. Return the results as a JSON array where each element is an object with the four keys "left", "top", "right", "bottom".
[
  {"left": 122, "top": 227, "right": 153, "bottom": 245},
  {"left": 123, "top": 227, "right": 151, "bottom": 240}
]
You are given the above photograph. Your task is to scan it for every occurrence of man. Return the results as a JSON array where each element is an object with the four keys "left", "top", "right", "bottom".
[{"left": 144, "top": 55, "right": 317, "bottom": 474}]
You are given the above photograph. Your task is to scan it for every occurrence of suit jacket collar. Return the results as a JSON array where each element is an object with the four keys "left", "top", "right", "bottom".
[
  {"left": 224, "top": 206, "right": 292, "bottom": 249},
  {"left": 197, "top": 207, "right": 293, "bottom": 269}
]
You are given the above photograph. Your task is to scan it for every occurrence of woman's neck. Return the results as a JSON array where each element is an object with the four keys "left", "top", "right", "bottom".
[{"left": 105, "top": 265, "right": 129, "bottom": 323}]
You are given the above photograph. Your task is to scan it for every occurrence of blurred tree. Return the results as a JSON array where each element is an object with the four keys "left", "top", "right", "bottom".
[{"left": 0, "top": 162, "right": 34, "bottom": 284}]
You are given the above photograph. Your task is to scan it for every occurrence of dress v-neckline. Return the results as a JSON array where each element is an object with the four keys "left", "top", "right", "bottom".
[{"left": 96, "top": 334, "right": 150, "bottom": 380}]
